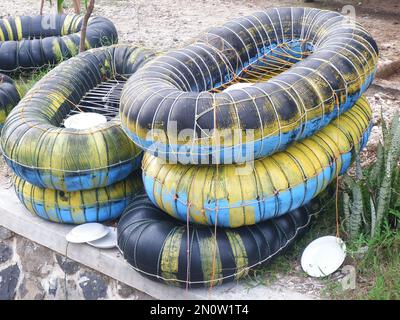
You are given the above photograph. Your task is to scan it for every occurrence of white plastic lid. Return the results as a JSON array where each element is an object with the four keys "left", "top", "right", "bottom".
[
  {"left": 223, "top": 82, "right": 253, "bottom": 92},
  {"left": 87, "top": 227, "right": 117, "bottom": 249},
  {"left": 301, "top": 236, "right": 346, "bottom": 278},
  {"left": 66, "top": 223, "right": 110, "bottom": 244},
  {"left": 64, "top": 112, "right": 107, "bottom": 129}
]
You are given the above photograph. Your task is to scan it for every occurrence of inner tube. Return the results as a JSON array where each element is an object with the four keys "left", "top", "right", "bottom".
[
  {"left": 117, "top": 191, "right": 331, "bottom": 287},
  {"left": 14, "top": 170, "right": 143, "bottom": 224},
  {"left": 1, "top": 45, "right": 155, "bottom": 191},
  {"left": 120, "top": 7, "right": 378, "bottom": 164},
  {"left": 0, "top": 14, "right": 118, "bottom": 73},
  {"left": 142, "top": 96, "right": 372, "bottom": 227},
  {"left": 0, "top": 74, "right": 21, "bottom": 130}
]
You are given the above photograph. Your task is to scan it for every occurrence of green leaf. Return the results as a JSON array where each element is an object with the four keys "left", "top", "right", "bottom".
[
  {"left": 355, "top": 154, "right": 363, "bottom": 182},
  {"left": 369, "top": 141, "right": 384, "bottom": 188},
  {"left": 343, "top": 192, "right": 351, "bottom": 236},
  {"left": 343, "top": 174, "right": 356, "bottom": 189},
  {"left": 57, "top": 0, "right": 64, "bottom": 13},
  {"left": 370, "top": 196, "right": 377, "bottom": 238},
  {"left": 348, "top": 183, "right": 364, "bottom": 239},
  {"left": 381, "top": 107, "right": 389, "bottom": 147},
  {"left": 390, "top": 113, "right": 400, "bottom": 162}
]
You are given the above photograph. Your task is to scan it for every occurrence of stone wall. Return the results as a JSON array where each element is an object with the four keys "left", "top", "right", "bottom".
[{"left": 0, "top": 226, "right": 152, "bottom": 300}]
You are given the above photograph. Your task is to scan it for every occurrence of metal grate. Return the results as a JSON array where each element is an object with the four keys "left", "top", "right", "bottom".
[{"left": 62, "top": 78, "right": 126, "bottom": 126}]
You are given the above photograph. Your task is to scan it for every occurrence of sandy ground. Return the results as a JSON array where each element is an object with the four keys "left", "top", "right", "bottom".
[
  {"left": 1, "top": 0, "right": 399, "bottom": 153},
  {"left": 0, "top": 0, "right": 399, "bottom": 57}
]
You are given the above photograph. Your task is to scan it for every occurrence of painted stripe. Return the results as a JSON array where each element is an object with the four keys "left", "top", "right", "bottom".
[{"left": 142, "top": 96, "right": 372, "bottom": 227}]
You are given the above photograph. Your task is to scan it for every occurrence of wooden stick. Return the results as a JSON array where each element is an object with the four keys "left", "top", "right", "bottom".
[
  {"left": 40, "top": 0, "right": 45, "bottom": 15},
  {"left": 72, "top": 0, "right": 81, "bottom": 14},
  {"left": 79, "top": 0, "right": 95, "bottom": 53}
]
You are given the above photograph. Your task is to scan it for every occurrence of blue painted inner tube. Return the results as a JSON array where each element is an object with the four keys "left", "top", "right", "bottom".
[
  {"left": 0, "top": 74, "right": 21, "bottom": 130},
  {"left": 14, "top": 170, "right": 143, "bottom": 224},
  {"left": 120, "top": 7, "right": 378, "bottom": 164},
  {"left": 0, "top": 14, "right": 118, "bottom": 73},
  {"left": 141, "top": 97, "right": 372, "bottom": 228},
  {"left": 117, "top": 191, "right": 332, "bottom": 287},
  {"left": 1, "top": 45, "right": 155, "bottom": 191}
]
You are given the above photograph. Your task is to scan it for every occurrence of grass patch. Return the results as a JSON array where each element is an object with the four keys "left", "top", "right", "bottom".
[
  {"left": 243, "top": 190, "right": 399, "bottom": 300},
  {"left": 348, "top": 220, "right": 400, "bottom": 300},
  {"left": 244, "top": 198, "right": 338, "bottom": 288},
  {"left": 14, "top": 67, "right": 53, "bottom": 97}
]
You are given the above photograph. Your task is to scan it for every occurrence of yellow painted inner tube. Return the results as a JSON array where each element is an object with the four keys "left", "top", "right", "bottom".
[
  {"left": 0, "top": 14, "right": 118, "bottom": 72},
  {"left": 120, "top": 8, "right": 378, "bottom": 164},
  {"left": 14, "top": 170, "right": 143, "bottom": 224},
  {"left": 142, "top": 96, "right": 372, "bottom": 227},
  {"left": 117, "top": 191, "right": 332, "bottom": 287},
  {"left": 1, "top": 45, "right": 155, "bottom": 192},
  {"left": 0, "top": 74, "right": 21, "bottom": 129}
]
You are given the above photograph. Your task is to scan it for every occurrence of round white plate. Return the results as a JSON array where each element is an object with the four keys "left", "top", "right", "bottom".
[
  {"left": 64, "top": 112, "right": 107, "bottom": 129},
  {"left": 66, "top": 223, "right": 110, "bottom": 244},
  {"left": 87, "top": 227, "right": 117, "bottom": 249},
  {"left": 223, "top": 82, "right": 253, "bottom": 92},
  {"left": 301, "top": 236, "right": 346, "bottom": 278}
]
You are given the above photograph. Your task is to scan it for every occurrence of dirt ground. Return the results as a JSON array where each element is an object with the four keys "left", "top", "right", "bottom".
[
  {"left": 1, "top": 0, "right": 399, "bottom": 57},
  {"left": 1, "top": 0, "right": 399, "bottom": 157}
]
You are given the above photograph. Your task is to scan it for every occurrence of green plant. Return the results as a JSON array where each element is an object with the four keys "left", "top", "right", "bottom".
[
  {"left": 342, "top": 112, "right": 400, "bottom": 240},
  {"left": 355, "top": 223, "right": 400, "bottom": 299},
  {"left": 16, "top": 68, "right": 52, "bottom": 97},
  {"left": 41, "top": 0, "right": 87, "bottom": 15}
]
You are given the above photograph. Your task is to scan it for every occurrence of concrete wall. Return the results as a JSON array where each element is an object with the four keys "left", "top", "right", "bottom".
[{"left": 0, "top": 226, "right": 152, "bottom": 300}]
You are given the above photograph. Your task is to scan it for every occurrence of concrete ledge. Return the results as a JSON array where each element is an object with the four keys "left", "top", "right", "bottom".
[{"left": 0, "top": 182, "right": 317, "bottom": 300}]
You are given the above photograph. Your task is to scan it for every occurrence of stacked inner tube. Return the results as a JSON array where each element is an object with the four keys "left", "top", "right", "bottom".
[
  {"left": 142, "top": 97, "right": 372, "bottom": 228},
  {"left": 0, "top": 14, "right": 118, "bottom": 130},
  {"left": 118, "top": 191, "right": 331, "bottom": 287},
  {"left": 117, "top": 8, "right": 377, "bottom": 287},
  {"left": 0, "top": 14, "right": 118, "bottom": 73},
  {"left": 0, "top": 74, "right": 21, "bottom": 130},
  {"left": 1, "top": 45, "right": 155, "bottom": 223},
  {"left": 120, "top": 7, "right": 378, "bottom": 163}
]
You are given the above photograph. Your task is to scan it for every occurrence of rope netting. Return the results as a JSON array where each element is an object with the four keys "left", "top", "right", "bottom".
[
  {"left": 141, "top": 96, "right": 372, "bottom": 227},
  {"left": 120, "top": 7, "right": 378, "bottom": 163},
  {"left": 0, "top": 45, "right": 154, "bottom": 191},
  {"left": 116, "top": 8, "right": 378, "bottom": 288},
  {"left": 0, "top": 8, "right": 379, "bottom": 287},
  {"left": 61, "top": 78, "right": 126, "bottom": 125},
  {"left": 209, "top": 40, "right": 313, "bottom": 92},
  {"left": 117, "top": 190, "right": 333, "bottom": 287},
  {"left": 0, "top": 14, "right": 118, "bottom": 73},
  {"left": 14, "top": 170, "right": 143, "bottom": 224}
]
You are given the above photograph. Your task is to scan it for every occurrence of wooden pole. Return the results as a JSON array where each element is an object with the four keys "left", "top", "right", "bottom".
[
  {"left": 40, "top": 0, "right": 45, "bottom": 15},
  {"left": 72, "top": 0, "right": 81, "bottom": 14},
  {"left": 79, "top": 0, "right": 95, "bottom": 53}
]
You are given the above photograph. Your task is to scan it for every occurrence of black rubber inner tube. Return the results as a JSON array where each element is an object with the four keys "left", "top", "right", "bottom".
[
  {"left": 120, "top": 7, "right": 378, "bottom": 164},
  {"left": 1, "top": 45, "right": 155, "bottom": 191},
  {"left": 0, "top": 73, "right": 21, "bottom": 130},
  {"left": 0, "top": 14, "right": 118, "bottom": 73},
  {"left": 117, "top": 191, "right": 332, "bottom": 288}
]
